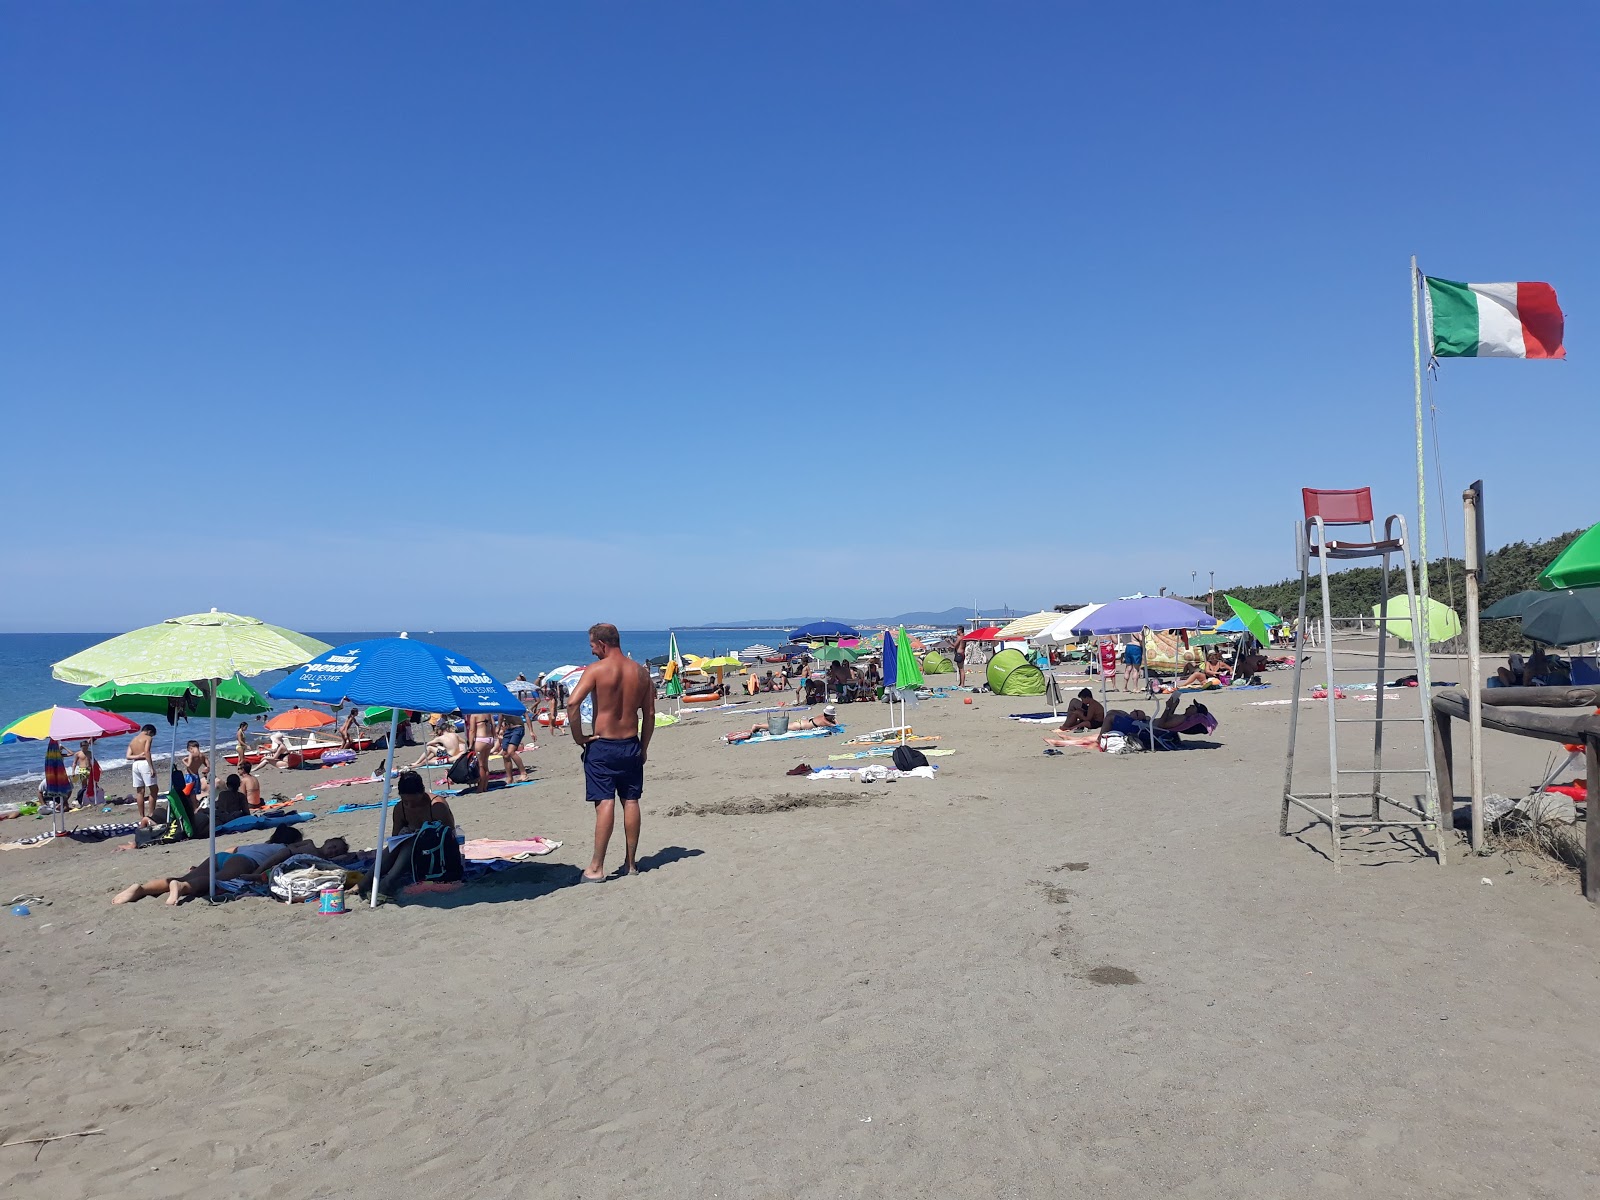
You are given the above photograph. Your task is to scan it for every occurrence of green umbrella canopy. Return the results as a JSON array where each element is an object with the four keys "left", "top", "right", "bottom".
[
  {"left": 1538, "top": 522, "right": 1600, "bottom": 591},
  {"left": 1508, "top": 588, "right": 1600, "bottom": 648},
  {"left": 1372, "top": 596, "right": 1462, "bottom": 643},
  {"left": 53, "top": 610, "right": 330, "bottom": 686},
  {"left": 79, "top": 675, "right": 271, "bottom": 720},
  {"left": 1192, "top": 632, "right": 1234, "bottom": 647},
  {"left": 893, "top": 627, "right": 925, "bottom": 690},
  {"left": 1223, "top": 594, "right": 1273, "bottom": 648},
  {"left": 813, "top": 645, "right": 864, "bottom": 663}
]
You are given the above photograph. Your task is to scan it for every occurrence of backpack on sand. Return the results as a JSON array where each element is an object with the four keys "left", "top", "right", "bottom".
[
  {"left": 891, "top": 745, "right": 929, "bottom": 771},
  {"left": 446, "top": 751, "right": 478, "bottom": 786}
]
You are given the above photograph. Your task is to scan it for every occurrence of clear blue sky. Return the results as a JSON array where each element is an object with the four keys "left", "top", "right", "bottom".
[{"left": 2, "top": 3, "right": 1592, "bottom": 631}]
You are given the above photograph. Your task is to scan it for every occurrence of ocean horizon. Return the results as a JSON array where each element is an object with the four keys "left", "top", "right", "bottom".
[{"left": 0, "top": 628, "right": 806, "bottom": 787}]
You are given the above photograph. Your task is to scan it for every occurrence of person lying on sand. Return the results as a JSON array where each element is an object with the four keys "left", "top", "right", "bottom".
[
  {"left": 113, "top": 827, "right": 349, "bottom": 906},
  {"left": 1098, "top": 695, "right": 1216, "bottom": 741},
  {"left": 726, "top": 706, "right": 838, "bottom": 743},
  {"left": 1234, "top": 648, "right": 1269, "bottom": 683}
]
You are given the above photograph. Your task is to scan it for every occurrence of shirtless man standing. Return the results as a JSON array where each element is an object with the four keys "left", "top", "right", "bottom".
[
  {"left": 566, "top": 623, "right": 654, "bottom": 882},
  {"left": 127, "top": 724, "right": 159, "bottom": 826},
  {"left": 465, "top": 711, "right": 496, "bottom": 792}
]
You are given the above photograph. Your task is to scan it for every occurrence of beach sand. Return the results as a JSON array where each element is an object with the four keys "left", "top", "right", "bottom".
[{"left": 3, "top": 655, "right": 1598, "bottom": 1197}]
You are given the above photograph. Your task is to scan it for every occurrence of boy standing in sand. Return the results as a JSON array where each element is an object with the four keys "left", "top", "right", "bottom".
[
  {"left": 567, "top": 623, "right": 655, "bottom": 883},
  {"left": 127, "top": 724, "right": 159, "bottom": 826}
]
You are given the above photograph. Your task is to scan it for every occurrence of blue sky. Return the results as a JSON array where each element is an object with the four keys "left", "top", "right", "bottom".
[{"left": 2, "top": 3, "right": 1592, "bottom": 631}]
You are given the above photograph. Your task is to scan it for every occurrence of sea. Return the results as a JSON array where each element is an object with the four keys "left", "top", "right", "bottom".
[{"left": 0, "top": 629, "right": 783, "bottom": 786}]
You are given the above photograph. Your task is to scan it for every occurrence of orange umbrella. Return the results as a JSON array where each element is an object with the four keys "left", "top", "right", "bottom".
[{"left": 265, "top": 707, "right": 334, "bottom": 731}]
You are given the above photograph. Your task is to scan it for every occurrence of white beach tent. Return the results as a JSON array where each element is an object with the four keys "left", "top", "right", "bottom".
[{"left": 1033, "top": 604, "right": 1105, "bottom": 645}]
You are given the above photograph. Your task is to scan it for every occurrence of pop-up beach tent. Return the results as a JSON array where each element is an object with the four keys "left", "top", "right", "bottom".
[
  {"left": 986, "top": 648, "right": 1046, "bottom": 696},
  {"left": 921, "top": 650, "right": 955, "bottom": 675}
]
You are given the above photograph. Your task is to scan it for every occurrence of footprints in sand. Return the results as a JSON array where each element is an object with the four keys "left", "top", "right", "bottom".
[
  {"left": 663, "top": 793, "right": 863, "bottom": 817},
  {"left": 1029, "top": 863, "right": 1143, "bottom": 987}
]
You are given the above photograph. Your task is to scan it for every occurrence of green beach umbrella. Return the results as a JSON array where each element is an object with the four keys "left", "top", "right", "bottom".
[
  {"left": 52, "top": 610, "right": 329, "bottom": 903},
  {"left": 813, "top": 645, "right": 863, "bottom": 663},
  {"left": 1372, "top": 595, "right": 1462, "bottom": 643},
  {"left": 53, "top": 610, "right": 330, "bottom": 687},
  {"left": 1538, "top": 522, "right": 1600, "bottom": 591},
  {"left": 79, "top": 674, "right": 271, "bottom": 719},
  {"left": 1223, "top": 594, "right": 1274, "bottom": 648},
  {"left": 893, "top": 626, "right": 924, "bottom": 690}
]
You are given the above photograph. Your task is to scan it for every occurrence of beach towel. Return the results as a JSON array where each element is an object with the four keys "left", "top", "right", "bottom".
[
  {"left": 440, "top": 779, "right": 538, "bottom": 798},
  {"left": 462, "top": 837, "right": 562, "bottom": 861},
  {"left": 726, "top": 726, "right": 844, "bottom": 745},
  {"left": 827, "top": 746, "right": 954, "bottom": 760},
  {"left": 216, "top": 810, "right": 316, "bottom": 833},
  {"left": 804, "top": 765, "right": 938, "bottom": 782},
  {"left": 67, "top": 821, "right": 140, "bottom": 842},
  {"left": 41, "top": 740, "right": 71, "bottom": 799}
]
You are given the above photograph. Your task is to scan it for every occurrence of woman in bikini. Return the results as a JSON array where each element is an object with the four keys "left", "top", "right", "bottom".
[{"left": 466, "top": 711, "right": 496, "bottom": 792}]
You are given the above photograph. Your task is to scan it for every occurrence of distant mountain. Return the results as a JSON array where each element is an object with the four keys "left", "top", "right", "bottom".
[{"left": 692, "top": 606, "right": 1023, "bottom": 631}]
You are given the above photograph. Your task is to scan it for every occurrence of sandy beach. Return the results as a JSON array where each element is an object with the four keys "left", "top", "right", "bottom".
[{"left": 2, "top": 656, "right": 1598, "bottom": 1199}]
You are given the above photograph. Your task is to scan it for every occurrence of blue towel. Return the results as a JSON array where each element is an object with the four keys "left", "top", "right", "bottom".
[{"left": 216, "top": 810, "right": 316, "bottom": 833}]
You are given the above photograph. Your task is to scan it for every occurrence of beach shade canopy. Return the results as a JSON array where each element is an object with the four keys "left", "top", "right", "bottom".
[
  {"left": 663, "top": 633, "right": 684, "bottom": 698},
  {"left": 812, "top": 645, "right": 864, "bottom": 663},
  {"left": 1539, "top": 523, "right": 1600, "bottom": 591},
  {"left": 506, "top": 678, "right": 538, "bottom": 696},
  {"left": 265, "top": 706, "right": 335, "bottom": 731},
  {"left": 960, "top": 626, "right": 1004, "bottom": 641},
  {"left": 893, "top": 627, "right": 924, "bottom": 690},
  {"left": 52, "top": 610, "right": 331, "bottom": 688},
  {"left": 270, "top": 636, "right": 523, "bottom": 911},
  {"left": 1486, "top": 587, "right": 1600, "bottom": 647},
  {"left": 1034, "top": 604, "right": 1104, "bottom": 644},
  {"left": 993, "top": 611, "right": 1062, "bottom": 641},
  {"left": 776, "top": 643, "right": 812, "bottom": 658},
  {"left": 986, "top": 648, "right": 1046, "bottom": 696},
  {"left": 696, "top": 655, "right": 744, "bottom": 672},
  {"left": 1077, "top": 597, "right": 1216, "bottom": 636},
  {"left": 921, "top": 650, "right": 956, "bottom": 674},
  {"left": 79, "top": 675, "right": 271, "bottom": 720},
  {"left": 1221, "top": 595, "right": 1278, "bottom": 647},
  {"left": 1372, "top": 596, "right": 1461, "bottom": 643},
  {"left": 789, "top": 620, "right": 859, "bottom": 642},
  {"left": 543, "top": 664, "right": 585, "bottom": 691},
  {"left": 268, "top": 636, "right": 524, "bottom": 714},
  {"left": 1, "top": 706, "right": 141, "bottom": 745}
]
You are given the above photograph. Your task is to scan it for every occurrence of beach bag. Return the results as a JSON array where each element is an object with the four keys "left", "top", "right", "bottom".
[
  {"left": 270, "top": 856, "right": 353, "bottom": 903},
  {"left": 892, "top": 745, "right": 929, "bottom": 771},
  {"left": 407, "top": 821, "right": 464, "bottom": 884},
  {"left": 446, "top": 751, "right": 478, "bottom": 786}
]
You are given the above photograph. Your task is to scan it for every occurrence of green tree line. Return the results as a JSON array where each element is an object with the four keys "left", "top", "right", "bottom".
[{"left": 1211, "top": 528, "right": 1585, "bottom": 653}]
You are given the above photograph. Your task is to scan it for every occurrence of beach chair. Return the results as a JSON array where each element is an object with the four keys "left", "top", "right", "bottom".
[{"left": 1282, "top": 487, "right": 1444, "bottom": 870}]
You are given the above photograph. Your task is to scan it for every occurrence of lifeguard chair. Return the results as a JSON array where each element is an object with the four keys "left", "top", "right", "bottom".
[{"left": 1280, "top": 488, "right": 1445, "bottom": 869}]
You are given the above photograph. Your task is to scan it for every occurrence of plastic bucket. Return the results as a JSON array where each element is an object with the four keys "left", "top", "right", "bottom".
[
  {"left": 317, "top": 883, "right": 348, "bottom": 914},
  {"left": 767, "top": 712, "right": 790, "bottom": 736}
]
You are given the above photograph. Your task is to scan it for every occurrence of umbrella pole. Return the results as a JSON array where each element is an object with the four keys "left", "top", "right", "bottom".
[
  {"left": 368, "top": 710, "right": 401, "bottom": 908},
  {"left": 206, "top": 682, "right": 219, "bottom": 901}
]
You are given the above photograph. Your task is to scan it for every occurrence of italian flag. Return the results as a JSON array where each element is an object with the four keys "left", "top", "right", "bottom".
[{"left": 1424, "top": 276, "right": 1565, "bottom": 359}]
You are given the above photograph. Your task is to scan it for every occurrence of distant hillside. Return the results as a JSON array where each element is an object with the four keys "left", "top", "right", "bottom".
[{"left": 694, "top": 606, "right": 1021, "bottom": 630}]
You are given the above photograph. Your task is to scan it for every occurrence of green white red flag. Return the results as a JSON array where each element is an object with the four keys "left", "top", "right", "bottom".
[{"left": 1424, "top": 276, "right": 1565, "bottom": 359}]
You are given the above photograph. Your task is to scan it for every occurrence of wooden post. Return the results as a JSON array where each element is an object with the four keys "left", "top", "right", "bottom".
[
  {"left": 1587, "top": 735, "right": 1599, "bottom": 905},
  {"left": 1463, "top": 482, "right": 1486, "bottom": 854},
  {"left": 1432, "top": 703, "right": 1455, "bottom": 833}
]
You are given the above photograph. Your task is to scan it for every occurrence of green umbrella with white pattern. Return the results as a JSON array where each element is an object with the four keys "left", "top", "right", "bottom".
[{"left": 53, "top": 611, "right": 330, "bottom": 901}]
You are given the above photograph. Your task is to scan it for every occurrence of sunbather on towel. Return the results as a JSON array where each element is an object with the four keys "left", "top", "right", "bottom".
[
  {"left": 408, "top": 727, "right": 464, "bottom": 768},
  {"left": 726, "top": 706, "right": 838, "bottom": 743},
  {"left": 1097, "top": 695, "right": 1216, "bottom": 742},
  {"left": 1234, "top": 648, "right": 1269, "bottom": 683},
  {"left": 113, "top": 827, "right": 349, "bottom": 905},
  {"left": 1177, "top": 650, "right": 1230, "bottom": 690},
  {"left": 1050, "top": 689, "right": 1105, "bottom": 736}
]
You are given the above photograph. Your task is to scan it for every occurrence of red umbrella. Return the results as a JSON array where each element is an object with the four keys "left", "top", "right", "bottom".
[
  {"left": 265, "top": 707, "right": 334, "bottom": 731},
  {"left": 960, "top": 627, "right": 1003, "bottom": 641}
]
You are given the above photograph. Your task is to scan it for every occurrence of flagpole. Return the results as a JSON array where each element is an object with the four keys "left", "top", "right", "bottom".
[{"left": 1410, "top": 257, "right": 1433, "bottom": 680}]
